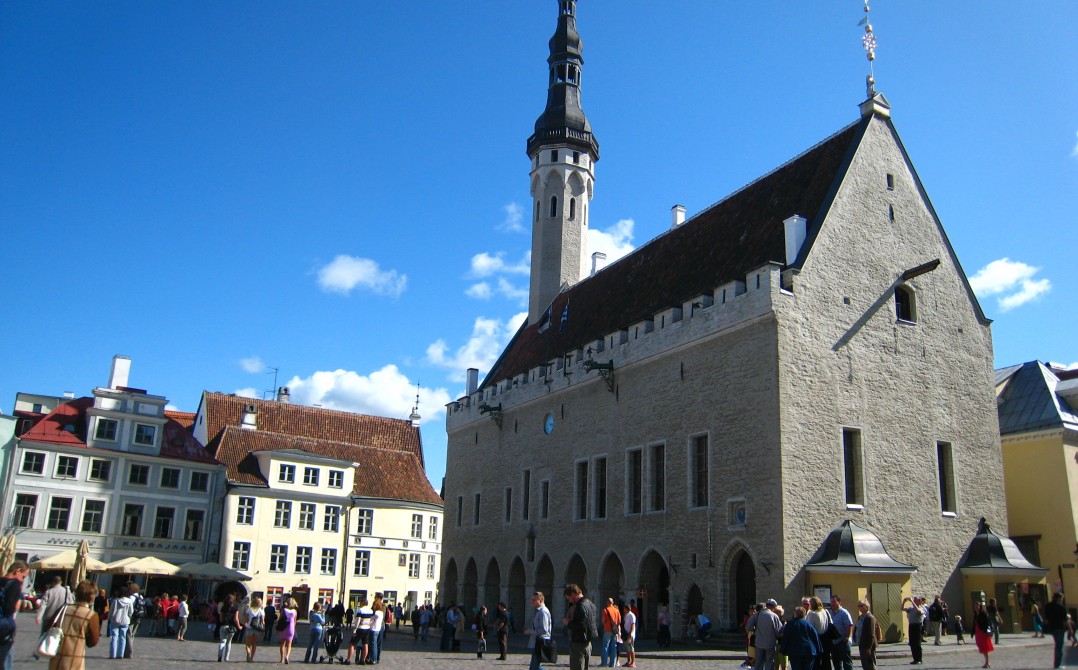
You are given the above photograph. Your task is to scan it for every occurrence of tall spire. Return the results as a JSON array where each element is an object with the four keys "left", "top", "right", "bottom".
[
  {"left": 861, "top": 0, "right": 878, "bottom": 98},
  {"left": 526, "top": 0, "right": 599, "bottom": 159},
  {"left": 526, "top": 0, "right": 601, "bottom": 325}
]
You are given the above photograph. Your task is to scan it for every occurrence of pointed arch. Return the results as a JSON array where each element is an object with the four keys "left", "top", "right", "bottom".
[
  {"left": 534, "top": 554, "right": 556, "bottom": 613},
  {"left": 483, "top": 557, "right": 502, "bottom": 611},
  {"left": 567, "top": 171, "right": 586, "bottom": 196},
  {"left": 637, "top": 550, "right": 670, "bottom": 638},
  {"left": 598, "top": 551, "right": 625, "bottom": 602},
  {"left": 564, "top": 553, "right": 589, "bottom": 595},
  {"left": 508, "top": 556, "right": 528, "bottom": 621},
  {"left": 462, "top": 557, "right": 479, "bottom": 612},
  {"left": 720, "top": 538, "right": 761, "bottom": 626},
  {"left": 442, "top": 558, "right": 459, "bottom": 608}
]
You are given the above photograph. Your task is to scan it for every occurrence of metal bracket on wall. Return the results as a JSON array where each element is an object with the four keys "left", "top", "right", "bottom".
[
  {"left": 478, "top": 403, "right": 503, "bottom": 429},
  {"left": 582, "top": 359, "right": 615, "bottom": 392}
]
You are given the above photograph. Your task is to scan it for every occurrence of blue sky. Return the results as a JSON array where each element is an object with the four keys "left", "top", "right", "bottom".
[{"left": 2, "top": 1, "right": 1075, "bottom": 488}]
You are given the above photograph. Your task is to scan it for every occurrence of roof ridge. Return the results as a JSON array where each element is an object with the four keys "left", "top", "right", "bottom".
[
  {"left": 221, "top": 425, "right": 420, "bottom": 455},
  {"left": 206, "top": 391, "right": 411, "bottom": 424}
]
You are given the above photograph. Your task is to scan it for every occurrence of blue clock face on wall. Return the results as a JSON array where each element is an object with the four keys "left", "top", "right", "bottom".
[{"left": 544, "top": 414, "right": 555, "bottom": 435}]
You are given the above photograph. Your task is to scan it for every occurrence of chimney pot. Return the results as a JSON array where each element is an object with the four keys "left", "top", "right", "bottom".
[
  {"left": 108, "top": 355, "right": 132, "bottom": 390},
  {"left": 590, "top": 252, "right": 607, "bottom": 276}
]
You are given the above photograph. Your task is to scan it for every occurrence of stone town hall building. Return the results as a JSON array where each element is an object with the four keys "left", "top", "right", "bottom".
[{"left": 443, "top": 1, "right": 1014, "bottom": 636}]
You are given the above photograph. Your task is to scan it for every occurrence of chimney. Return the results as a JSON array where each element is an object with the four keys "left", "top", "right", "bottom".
[
  {"left": 783, "top": 215, "right": 808, "bottom": 266},
  {"left": 276, "top": 386, "right": 291, "bottom": 403},
  {"left": 671, "top": 204, "right": 686, "bottom": 229},
  {"left": 241, "top": 403, "right": 258, "bottom": 430},
  {"left": 466, "top": 368, "right": 479, "bottom": 396},
  {"left": 590, "top": 252, "right": 607, "bottom": 276},
  {"left": 108, "top": 355, "right": 132, "bottom": 390}
]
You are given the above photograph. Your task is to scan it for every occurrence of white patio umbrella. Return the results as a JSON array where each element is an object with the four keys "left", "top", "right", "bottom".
[
  {"left": 30, "top": 549, "right": 107, "bottom": 571},
  {"left": 109, "top": 556, "right": 180, "bottom": 576}
]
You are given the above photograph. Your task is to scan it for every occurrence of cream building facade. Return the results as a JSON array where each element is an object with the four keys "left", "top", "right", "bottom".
[
  {"left": 442, "top": 0, "right": 1020, "bottom": 636},
  {"left": 196, "top": 391, "right": 443, "bottom": 615},
  {"left": 996, "top": 360, "right": 1078, "bottom": 622}
]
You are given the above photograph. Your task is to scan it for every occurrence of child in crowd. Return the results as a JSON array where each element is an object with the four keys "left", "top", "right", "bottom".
[{"left": 952, "top": 614, "right": 965, "bottom": 644}]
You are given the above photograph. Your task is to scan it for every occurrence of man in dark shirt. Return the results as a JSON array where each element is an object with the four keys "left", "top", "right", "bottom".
[
  {"left": 562, "top": 584, "right": 598, "bottom": 670},
  {"left": 1045, "top": 591, "right": 1068, "bottom": 669},
  {"left": 1, "top": 561, "right": 31, "bottom": 670},
  {"left": 496, "top": 602, "right": 510, "bottom": 660}
]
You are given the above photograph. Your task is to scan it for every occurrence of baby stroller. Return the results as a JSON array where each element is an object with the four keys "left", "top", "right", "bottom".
[{"left": 319, "top": 622, "right": 345, "bottom": 663}]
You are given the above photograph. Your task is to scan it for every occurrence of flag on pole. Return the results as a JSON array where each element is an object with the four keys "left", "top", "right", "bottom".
[
  {"left": 537, "top": 305, "right": 552, "bottom": 333},
  {"left": 559, "top": 301, "right": 569, "bottom": 332}
]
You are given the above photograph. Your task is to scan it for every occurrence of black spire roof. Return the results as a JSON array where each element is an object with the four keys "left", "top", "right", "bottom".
[
  {"left": 804, "top": 520, "right": 916, "bottom": 574},
  {"left": 526, "top": 0, "right": 599, "bottom": 159}
]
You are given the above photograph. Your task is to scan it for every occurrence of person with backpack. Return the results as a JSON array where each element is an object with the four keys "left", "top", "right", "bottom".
[
  {"left": 277, "top": 597, "right": 298, "bottom": 665},
  {"left": 124, "top": 584, "right": 145, "bottom": 659},
  {"left": 243, "top": 596, "right": 265, "bottom": 662},
  {"left": 1, "top": 561, "right": 31, "bottom": 670},
  {"left": 562, "top": 584, "right": 598, "bottom": 670}
]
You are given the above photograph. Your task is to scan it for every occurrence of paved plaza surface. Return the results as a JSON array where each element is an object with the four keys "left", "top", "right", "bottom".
[{"left": 6, "top": 623, "right": 1073, "bottom": 669}]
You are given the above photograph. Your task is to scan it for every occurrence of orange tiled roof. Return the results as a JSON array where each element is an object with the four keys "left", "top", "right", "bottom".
[
  {"left": 215, "top": 426, "right": 441, "bottom": 505},
  {"left": 202, "top": 392, "right": 424, "bottom": 466},
  {"left": 165, "top": 410, "right": 196, "bottom": 429}
]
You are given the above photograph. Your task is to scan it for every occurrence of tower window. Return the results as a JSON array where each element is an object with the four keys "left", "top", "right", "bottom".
[
  {"left": 842, "top": 428, "right": 865, "bottom": 507},
  {"left": 551, "top": 150, "right": 558, "bottom": 162},
  {"left": 895, "top": 285, "right": 916, "bottom": 323},
  {"left": 572, "top": 151, "right": 580, "bottom": 164},
  {"left": 886, "top": 173, "right": 895, "bottom": 190},
  {"left": 569, "top": 198, "right": 576, "bottom": 219},
  {"left": 937, "top": 441, "right": 956, "bottom": 514},
  {"left": 535, "top": 201, "right": 540, "bottom": 222},
  {"left": 550, "top": 196, "right": 558, "bottom": 218}
]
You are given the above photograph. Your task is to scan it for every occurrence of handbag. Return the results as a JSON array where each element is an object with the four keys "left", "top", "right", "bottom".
[
  {"left": 539, "top": 637, "right": 558, "bottom": 663},
  {"left": 822, "top": 610, "right": 840, "bottom": 644},
  {"left": 37, "top": 605, "right": 68, "bottom": 658}
]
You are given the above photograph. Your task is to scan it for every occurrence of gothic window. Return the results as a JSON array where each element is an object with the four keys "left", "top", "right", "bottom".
[{"left": 569, "top": 198, "right": 576, "bottom": 219}]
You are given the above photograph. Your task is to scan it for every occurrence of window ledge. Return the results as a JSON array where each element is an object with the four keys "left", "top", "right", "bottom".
[
  {"left": 896, "top": 318, "right": 917, "bottom": 327},
  {"left": 845, "top": 504, "right": 865, "bottom": 511},
  {"left": 942, "top": 511, "right": 957, "bottom": 518}
]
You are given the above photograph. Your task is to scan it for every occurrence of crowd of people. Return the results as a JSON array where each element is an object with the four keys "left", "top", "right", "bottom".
[{"left": 3, "top": 560, "right": 1076, "bottom": 670}]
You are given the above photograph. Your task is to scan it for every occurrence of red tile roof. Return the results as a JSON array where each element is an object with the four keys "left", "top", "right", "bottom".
[
  {"left": 18, "top": 397, "right": 218, "bottom": 465},
  {"left": 214, "top": 427, "right": 442, "bottom": 505},
  {"left": 482, "top": 119, "right": 865, "bottom": 388},
  {"left": 165, "top": 410, "right": 196, "bottom": 429},
  {"left": 201, "top": 392, "right": 425, "bottom": 466}
]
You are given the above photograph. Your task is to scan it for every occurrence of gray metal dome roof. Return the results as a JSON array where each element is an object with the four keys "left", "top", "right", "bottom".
[
  {"left": 805, "top": 520, "right": 916, "bottom": 574},
  {"left": 956, "top": 517, "right": 1047, "bottom": 577}
]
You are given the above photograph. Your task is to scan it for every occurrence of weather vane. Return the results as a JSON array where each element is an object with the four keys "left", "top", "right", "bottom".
[{"left": 859, "top": 0, "right": 878, "bottom": 97}]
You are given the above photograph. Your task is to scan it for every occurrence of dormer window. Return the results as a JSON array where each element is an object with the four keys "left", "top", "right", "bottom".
[
  {"left": 279, "top": 464, "right": 296, "bottom": 484},
  {"left": 895, "top": 285, "right": 917, "bottom": 323},
  {"left": 304, "top": 467, "right": 319, "bottom": 486},
  {"left": 133, "top": 424, "right": 156, "bottom": 446},
  {"left": 95, "top": 418, "right": 118, "bottom": 441}
]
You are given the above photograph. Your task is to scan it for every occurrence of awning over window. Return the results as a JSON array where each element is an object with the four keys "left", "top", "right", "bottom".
[
  {"left": 805, "top": 520, "right": 917, "bottom": 575},
  {"left": 956, "top": 517, "right": 1048, "bottom": 579}
]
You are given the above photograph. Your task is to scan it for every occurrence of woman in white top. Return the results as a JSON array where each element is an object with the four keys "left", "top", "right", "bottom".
[
  {"left": 369, "top": 594, "right": 386, "bottom": 664},
  {"left": 243, "top": 596, "right": 265, "bottom": 662},
  {"left": 805, "top": 596, "right": 832, "bottom": 669}
]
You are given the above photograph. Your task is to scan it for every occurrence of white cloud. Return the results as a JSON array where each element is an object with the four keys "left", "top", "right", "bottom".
[
  {"left": 969, "top": 258, "right": 1052, "bottom": 311},
  {"left": 426, "top": 312, "right": 527, "bottom": 382},
  {"left": 588, "top": 218, "right": 636, "bottom": 266},
  {"left": 1072, "top": 131, "right": 1078, "bottom": 158},
  {"left": 165, "top": 404, "right": 179, "bottom": 411},
  {"left": 469, "top": 252, "right": 530, "bottom": 278},
  {"left": 233, "top": 387, "right": 259, "bottom": 399},
  {"left": 240, "top": 356, "right": 264, "bottom": 374},
  {"left": 497, "top": 202, "right": 526, "bottom": 233},
  {"left": 316, "top": 255, "right": 407, "bottom": 297},
  {"left": 283, "top": 364, "right": 451, "bottom": 426},
  {"left": 466, "top": 282, "right": 493, "bottom": 299},
  {"left": 496, "top": 277, "right": 529, "bottom": 303}
]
